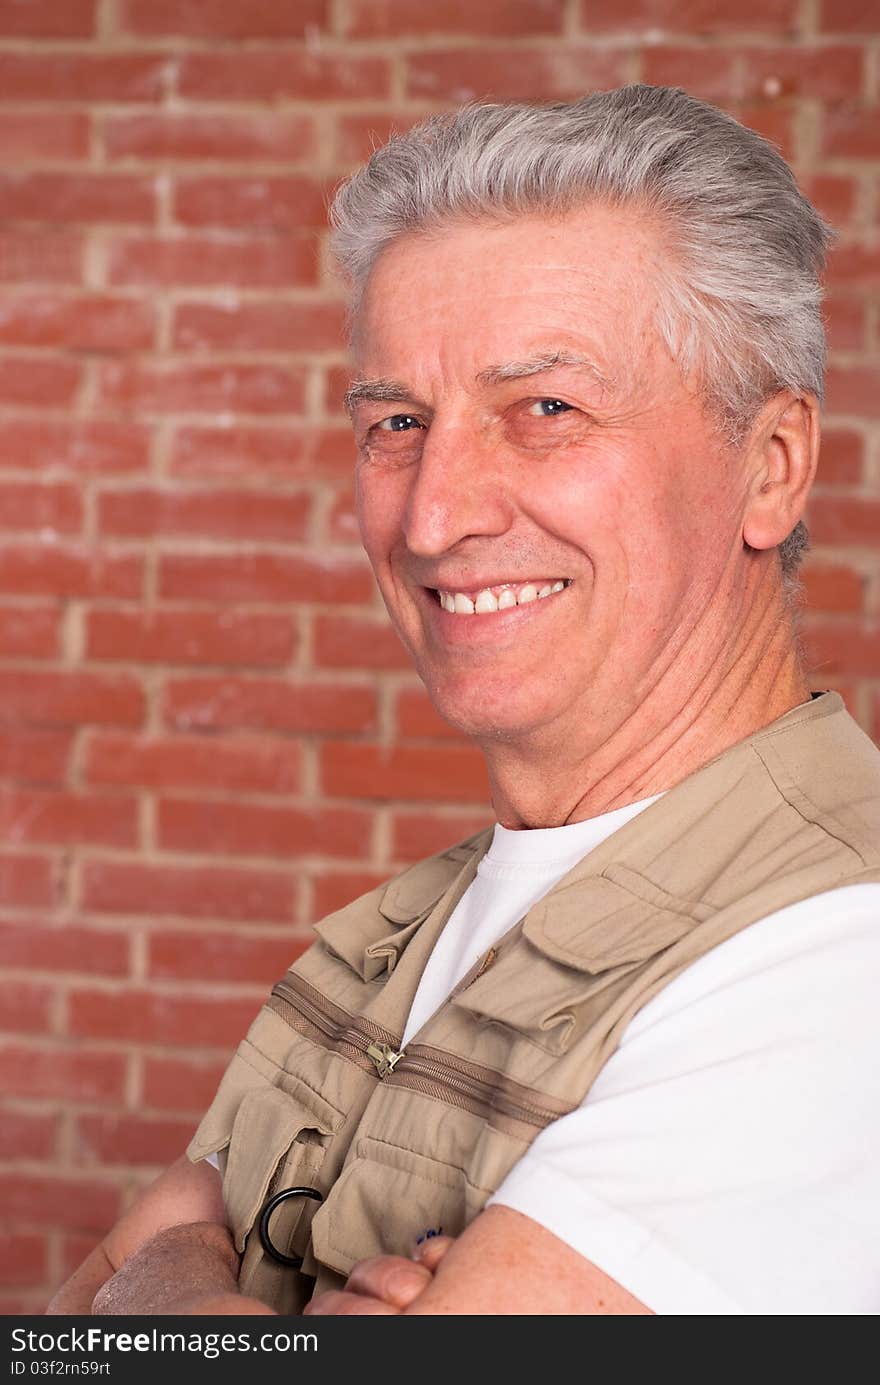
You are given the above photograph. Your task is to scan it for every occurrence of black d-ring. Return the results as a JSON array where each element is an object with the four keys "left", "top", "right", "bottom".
[{"left": 257, "top": 1186, "right": 323, "bottom": 1268}]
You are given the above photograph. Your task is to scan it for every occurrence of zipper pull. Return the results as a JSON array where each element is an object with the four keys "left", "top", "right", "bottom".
[
  {"left": 474, "top": 946, "right": 497, "bottom": 979},
  {"left": 366, "top": 1041, "right": 405, "bottom": 1078}
]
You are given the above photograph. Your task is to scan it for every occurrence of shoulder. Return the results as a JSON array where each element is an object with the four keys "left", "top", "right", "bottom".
[
  {"left": 491, "top": 882, "right": 880, "bottom": 1313},
  {"left": 621, "top": 879, "right": 880, "bottom": 1048}
]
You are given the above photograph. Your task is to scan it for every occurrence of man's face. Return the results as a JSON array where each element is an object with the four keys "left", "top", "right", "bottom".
[{"left": 348, "top": 206, "right": 749, "bottom": 746}]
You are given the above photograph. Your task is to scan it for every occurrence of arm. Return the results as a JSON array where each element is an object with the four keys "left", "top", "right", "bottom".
[
  {"left": 306, "top": 1207, "right": 651, "bottom": 1316},
  {"left": 404, "top": 1208, "right": 651, "bottom": 1314},
  {"left": 46, "top": 1153, "right": 272, "bottom": 1316}
]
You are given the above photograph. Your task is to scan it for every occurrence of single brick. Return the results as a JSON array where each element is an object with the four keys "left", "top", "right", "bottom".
[
  {"left": 0, "top": 544, "right": 141, "bottom": 600},
  {"left": 118, "top": 0, "right": 328, "bottom": 39},
  {"left": 85, "top": 609, "right": 297, "bottom": 669},
  {"left": 97, "top": 486, "right": 310, "bottom": 542},
  {"left": 321, "top": 742, "right": 489, "bottom": 802},
  {"left": 173, "top": 176, "right": 328, "bottom": 232},
  {"left": 104, "top": 111, "right": 316, "bottom": 164},
  {"left": 147, "top": 930, "right": 306, "bottom": 984},
  {"left": 97, "top": 360, "right": 306, "bottom": 415},
  {"left": 157, "top": 796, "right": 372, "bottom": 858},
  {"left": 81, "top": 860, "right": 294, "bottom": 922},
  {"left": 84, "top": 731, "right": 302, "bottom": 794},
  {"left": 159, "top": 553, "right": 373, "bottom": 605},
  {"left": 67, "top": 987, "right": 262, "bottom": 1048},
  {"left": 163, "top": 674, "right": 375, "bottom": 734},
  {"left": 0, "top": 293, "right": 154, "bottom": 352},
  {"left": 108, "top": 234, "right": 317, "bottom": 290},
  {"left": 0, "top": 173, "right": 156, "bottom": 226},
  {"left": 0, "top": 670, "right": 144, "bottom": 727},
  {"left": 0, "top": 420, "right": 149, "bottom": 474},
  {"left": 0, "top": 604, "right": 59, "bottom": 658}
]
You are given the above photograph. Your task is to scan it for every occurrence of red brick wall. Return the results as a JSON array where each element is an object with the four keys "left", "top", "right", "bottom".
[{"left": 0, "top": 0, "right": 877, "bottom": 1312}]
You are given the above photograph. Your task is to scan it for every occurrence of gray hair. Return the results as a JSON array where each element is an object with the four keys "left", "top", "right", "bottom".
[{"left": 330, "top": 85, "right": 834, "bottom": 586}]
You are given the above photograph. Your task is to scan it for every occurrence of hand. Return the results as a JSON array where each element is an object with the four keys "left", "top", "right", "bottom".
[
  {"left": 304, "top": 1235, "right": 455, "bottom": 1316},
  {"left": 90, "top": 1221, "right": 274, "bottom": 1316}
]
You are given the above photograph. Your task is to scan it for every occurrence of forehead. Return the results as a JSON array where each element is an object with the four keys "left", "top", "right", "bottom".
[{"left": 352, "top": 204, "right": 666, "bottom": 383}]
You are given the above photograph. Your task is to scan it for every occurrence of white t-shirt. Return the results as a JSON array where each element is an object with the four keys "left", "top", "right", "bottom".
[
  {"left": 405, "top": 799, "right": 880, "bottom": 1316},
  {"left": 209, "top": 795, "right": 880, "bottom": 1314},
  {"left": 402, "top": 794, "right": 665, "bottom": 1043}
]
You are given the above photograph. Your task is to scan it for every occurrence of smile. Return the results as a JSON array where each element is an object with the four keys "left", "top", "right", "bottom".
[{"left": 433, "top": 579, "right": 571, "bottom": 615}]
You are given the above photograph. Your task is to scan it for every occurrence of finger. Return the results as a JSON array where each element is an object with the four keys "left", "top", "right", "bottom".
[
  {"left": 411, "top": 1235, "right": 456, "bottom": 1272},
  {"left": 304, "top": 1290, "right": 400, "bottom": 1317},
  {"left": 345, "top": 1254, "right": 433, "bottom": 1309}
]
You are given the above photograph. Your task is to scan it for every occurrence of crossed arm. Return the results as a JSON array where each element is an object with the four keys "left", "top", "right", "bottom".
[
  {"left": 303, "top": 1207, "right": 651, "bottom": 1315},
  {"left": 46, "top": 1155, "right": 271, "bottom": 1317},
  {"left": 45, "top": 1154, "right": 650, "bottom": 1316}
]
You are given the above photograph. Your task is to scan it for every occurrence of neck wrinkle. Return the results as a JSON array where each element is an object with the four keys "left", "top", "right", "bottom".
[{"left": 483, "top": 568, "right": 810, "bottom": 830}]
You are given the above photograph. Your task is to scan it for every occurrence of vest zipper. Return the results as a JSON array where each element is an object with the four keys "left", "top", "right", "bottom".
[
  {"left": 270, "top": 971, "right": 573, "bottom": 1133},
  {"left": 269, "top": 973, "right": 403, "bottom": 1078},
  {"left": 387, "top": 1043, "right": 572, "bottom": 1133},
  {"left": 364, "top": 1042, "right": 406, "bottom": 1078}
]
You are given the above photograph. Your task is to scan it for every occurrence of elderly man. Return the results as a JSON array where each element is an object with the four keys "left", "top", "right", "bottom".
[{"left": 49, "top": 85, "right": 880, "bottom": 1318}]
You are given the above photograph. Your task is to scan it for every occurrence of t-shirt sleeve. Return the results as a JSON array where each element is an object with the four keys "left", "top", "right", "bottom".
[{"left": 488, "top": 884, "right": 880, "bottom": 1315}]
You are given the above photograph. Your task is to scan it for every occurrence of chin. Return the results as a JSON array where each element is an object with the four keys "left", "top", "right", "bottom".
[{"left": 425, "top": 674, "right": 555, "bottom": 744}]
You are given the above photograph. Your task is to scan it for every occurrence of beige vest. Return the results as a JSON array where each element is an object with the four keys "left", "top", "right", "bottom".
[{"left": 187, "top": 691, "right": 880, "bottom": 1312}]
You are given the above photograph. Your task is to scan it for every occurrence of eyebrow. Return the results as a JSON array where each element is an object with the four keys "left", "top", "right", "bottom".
[
  {"left": 344, "top": 377, "right": 424, "bottom": 415},
  {"left": 343, "top": 349, "right": 612, "bottom": 416},
  {"left": 476, "top": 350, "right": 611, "bottom": 390}
]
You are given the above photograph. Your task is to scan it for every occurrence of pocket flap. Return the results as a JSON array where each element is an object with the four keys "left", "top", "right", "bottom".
[
  {"left": 523, "top": 868, "right": 706, "bottom": 971},
  {"left": 187, "top": 1036, "right": 286, "bottom": 1162},
  {"left": 226, "top": 1076, "right": 343, "bottom": 1253},
  {"left": 377, "top": 835, "right": 488, "bottom": 923},
  {"left": 311, "top": 1136, "right": 485, "bottom": 1277},
  {"left": 451, "top": 870, "right": 707, "bottom": 1052},
  {"left": 224, "top": 1087, "right": 305, "bottom": 1252},
  {"left": 186, "top": 1034, "right": 344, "bottom": 1253},
  {"left": 315, "top": 831, "right": 492, "bottom": 980},
  {"left": 452, "top": 941, "right": 642, "bottom": 1053}
]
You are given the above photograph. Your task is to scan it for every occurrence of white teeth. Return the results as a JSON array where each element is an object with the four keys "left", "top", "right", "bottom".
[{"left": 437, "top": 580, "right": 569, "bottom": 614}]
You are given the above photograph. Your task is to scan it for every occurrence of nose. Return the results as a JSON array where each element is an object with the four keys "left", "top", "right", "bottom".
[{"left": 402, "top": 417, "right": 515, "bottom": 558}]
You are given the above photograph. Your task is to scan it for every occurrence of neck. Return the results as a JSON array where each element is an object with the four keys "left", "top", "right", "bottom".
[{"left": 481, "top": 567, "right": 813, "bottom": 829}]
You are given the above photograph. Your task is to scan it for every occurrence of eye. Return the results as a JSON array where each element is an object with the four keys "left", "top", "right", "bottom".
[
  {"left": 359, "top": 410, "right": 427, "bottom": 467},
  {"left": 504, "top": 395, "right": 590, "bottom": 453},
  {"left": 375, "top": 414, "right": 424, "bottom": 432},
  {"left": 526, "top": 399, "right": 574, "bottom": 417}
]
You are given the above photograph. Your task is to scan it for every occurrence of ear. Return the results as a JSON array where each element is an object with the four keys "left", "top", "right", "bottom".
[{"left": 741, "top": 391, "right": 820, "bottom": 552}]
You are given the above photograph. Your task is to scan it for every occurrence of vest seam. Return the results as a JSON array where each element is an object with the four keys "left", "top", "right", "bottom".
[
  {"left": 749, "top": 692, "right": 840, "bottom": 740},
  {"left": 749, "top": 743, "right": 874, "bottom": 868},
  {"left": 601, "top": 863, "right": 713, "bottom": 919}
]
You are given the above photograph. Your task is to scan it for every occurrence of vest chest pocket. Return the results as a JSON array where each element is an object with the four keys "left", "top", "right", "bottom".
[{"left": 310, "top": 1135, "right": 494, "bottom": 1278}]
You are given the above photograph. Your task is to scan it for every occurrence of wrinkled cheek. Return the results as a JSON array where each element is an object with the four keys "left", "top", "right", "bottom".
[{"left": 356, "top": 470, "right": 404, "bottom": 576}]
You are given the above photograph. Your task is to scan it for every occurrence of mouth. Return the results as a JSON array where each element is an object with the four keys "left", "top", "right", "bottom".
[{"left": 431, "top": 578, "right": 572, "bottom": 615}]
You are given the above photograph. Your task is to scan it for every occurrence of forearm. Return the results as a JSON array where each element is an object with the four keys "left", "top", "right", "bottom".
[
  {"left": 46, "top": 1227, "right": 237, "bottom": 1317},
  {"left": 44, "top": 1154, "right": 255, "bottom": 1317},
  {"left": 45, "top": 1243, "right": 117, "bottom": 1316},
  {"left": 90, "top": 1222, "right": 242, "bottom": 1316}
]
